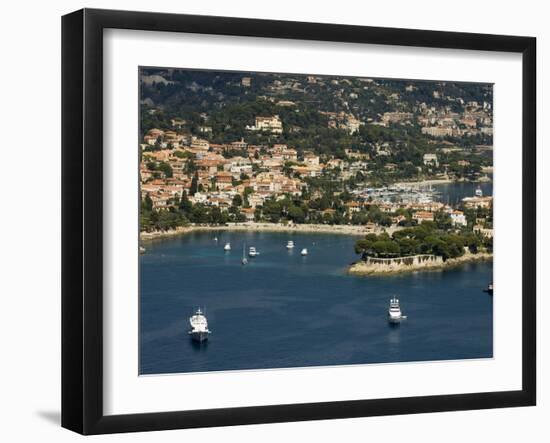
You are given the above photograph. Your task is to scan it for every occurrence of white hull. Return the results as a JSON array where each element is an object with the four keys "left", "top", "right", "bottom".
[
  {"left": 189, "top": 309, "right": 210, "bottom": 342},
  {"left": 388, "top": 315, "right": 404, "bottom": 324},
  {"left": 388, "top": 297, "right": 405, "bottom": 323}
]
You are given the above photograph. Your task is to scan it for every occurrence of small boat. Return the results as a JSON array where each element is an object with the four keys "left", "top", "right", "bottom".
[
  {"left": 249, "top": 246, "right": 259, "bottom": 257},
  {"left": 224, "top": 242, "right": 231, "bottom": 251},
  {"left": 139, "top": 245, "right": 146, "bottom": 254},
  {"left": 214, "top": 236, "right": 218, "bottom": 242},
  {"left": 188, "top": 308, "right": 211, "bottom": 342},
  {"left": 242, "top": 243, "right": 248, "bottom": 265},
  {"left": 483, "top": 282, "right": 493, "bottom": 295},
  {"left": 388, "top": 297, "right": 407, "bottom": 324},
  {"left": 475, "top": 186, "right": 483, "bottom": 197},
  {"left": 286, "top": 240, "right": 295, "bottom": 249},
  {"left": 301, "top": 248, "right": 308, "bottom": 256}
]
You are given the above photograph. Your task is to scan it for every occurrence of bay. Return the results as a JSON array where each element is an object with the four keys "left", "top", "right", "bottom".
[{"left": 140, "top": 231, "right": 493, "bottom": 374}]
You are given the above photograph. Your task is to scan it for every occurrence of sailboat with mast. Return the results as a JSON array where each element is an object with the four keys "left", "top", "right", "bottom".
[{"left": 241, "top": 243, "right": 248, "bottom": 265}]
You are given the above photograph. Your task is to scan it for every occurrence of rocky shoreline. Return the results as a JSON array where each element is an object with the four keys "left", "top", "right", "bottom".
[{"left": 348, "top": 252, "right": 493, "bottom": 276}]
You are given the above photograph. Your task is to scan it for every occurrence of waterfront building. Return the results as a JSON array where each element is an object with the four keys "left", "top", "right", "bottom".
[
  {"left": 241, "top": 207, "right": 256, "bottom": 221},
  {"left": 462, "top": 196, "right": 493, "bottom": 209},
  {"left": 345, "top": 201, "right": 362, "bottom": 213},
  {"left": 474, "top": 224, "right": 494, "bottom": 238}
]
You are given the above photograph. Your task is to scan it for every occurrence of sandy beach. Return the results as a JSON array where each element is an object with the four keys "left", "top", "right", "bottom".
[
  {"left": 394, "top": 178, "right": 454, "bottom": 187},
  {"left": 394, "top": 177, "right": 492, "bottom": 187},
  {"left": 140, "top": 222, "right": 401, "bottom": 241}
]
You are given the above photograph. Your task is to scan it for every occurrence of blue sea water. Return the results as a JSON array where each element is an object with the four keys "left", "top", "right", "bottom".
[
  {"left": 433, "top": 181, "right": 493, "bottom": 205},
  {"left": 139, "top": 231, "right": 493, "bottom": 375}
]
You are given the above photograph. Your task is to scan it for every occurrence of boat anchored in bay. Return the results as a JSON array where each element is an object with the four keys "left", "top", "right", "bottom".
[
  {"left": 224, "top": 242, "right": 231, "bottom": 251},
  {"left": 242, "top": 243, "right": 248, "bottom": 265},
  {"left": 388, "top": 297, "right": 407, "bottom": 324},
  {"left": 286, "top": 240, "right": 295, "bottom": 249},
  {"left": 301, "top": 248, "right": 308, "bottom": 256},
  {"left": 188, "top": 308, "right": 211, "bottom": 342},
  {"left": 249, "top": 246, "right": 259, "bottom": 257}
]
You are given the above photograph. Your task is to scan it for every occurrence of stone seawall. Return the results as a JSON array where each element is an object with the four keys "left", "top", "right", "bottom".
[{"left": 348, "top": 252, "right": 492, "bottom": 276}]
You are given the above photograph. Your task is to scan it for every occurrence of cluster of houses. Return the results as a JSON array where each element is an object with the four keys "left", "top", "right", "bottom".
[
  {"left": 319, "top": 111, "right": 363, "bottom": 134},
  {"left": 140, "top": 125, "right": 317, "bottom": 218},
  {"left": 140, "top": 112, "right": 384, "bottom": 216},
  {"left": 316, "top": 91, "right": 492, "bottom": 140},
  {"left": 347, "top": 196, "right": 492, "bottom": 237},
  {"left": 140, "top": 108, "right": 492, "bottom": 233},
  {"left": 415, "top": 101, "right": 493, "bottom": 138},
  {"left": 175, "top": 75, "right": 493, "bottom": 142}
]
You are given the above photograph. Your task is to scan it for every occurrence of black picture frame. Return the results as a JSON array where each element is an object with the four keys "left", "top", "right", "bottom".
[{"left": 62, "top": 8, "right": 536, "bottom": 435}]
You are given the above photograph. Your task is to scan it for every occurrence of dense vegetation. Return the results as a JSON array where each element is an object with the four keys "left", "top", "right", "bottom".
[
  {"left": 140, "top": 69, "right": 493, "bottom": 183},
  {"left": 140, "top": 191, "right": 247, "bottom": 232},
  {"left": 354, "top": 222, "right": 492, "bottom": 261},
  {"left": 139, "top": 69, "right": 494, "bottom": 237}
]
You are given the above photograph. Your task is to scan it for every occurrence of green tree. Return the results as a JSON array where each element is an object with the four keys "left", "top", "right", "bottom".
[
  {"left": 287, "top": 205, "right": 305, "bottom": 223},
  {"left": 157, "top": 162, "right": 173, "bottom": 178},
  {"left": 189, "top": 173, "right": 199, "bottom": 196},
  {"left": 142, "top": 194, "right": 153, "bottom": 211},
  {"left": 179, "top": 190, "right": 192, "bottom": 214},
  {"left": 232, "top": 194, "right": 243, "bottom": 207}
]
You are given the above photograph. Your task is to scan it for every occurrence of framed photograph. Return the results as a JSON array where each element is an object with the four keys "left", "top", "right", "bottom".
[{"left": 62, "top": 8, "right": 536, "bottom": 435}]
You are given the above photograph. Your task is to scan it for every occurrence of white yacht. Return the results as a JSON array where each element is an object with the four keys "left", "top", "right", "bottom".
[
  {"left": 301, "top": 248, "right": 308, "bottom": 256},
  {"left": 475, "top": 186, "right": 483, "bottom": 197},
  {"left": 224, "top": 242, "right": 231, "bottom": 251},
  {"left": 249, "top": 246, "right": 259, "bottom": 257},
  {"left": 188, "top": 308, "right": 211, "bottom": 342},
  {"left": 388, "top": 297, "right": 406, "bottom": 324},
  {"left": 286, "top": 240, "right": 295, "bottom": 249},
  {"left": 139, "top": 245, "right": 146, "bottom": 254}
]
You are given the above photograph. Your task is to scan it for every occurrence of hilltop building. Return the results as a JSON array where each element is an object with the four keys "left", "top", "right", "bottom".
[{"left": 247, "top": 115, "right": 283, "bottom": 134}]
